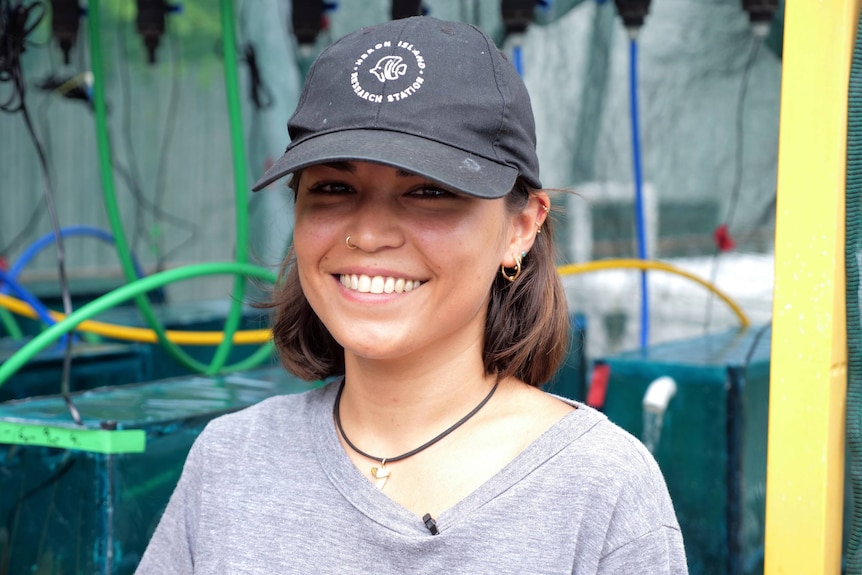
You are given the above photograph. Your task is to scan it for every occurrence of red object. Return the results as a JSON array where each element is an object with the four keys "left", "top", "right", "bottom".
[
  {"left": 713, "top": 224, "right": 736, "bottom": 252},
  {"left": 0, "top": 256, "right": 7, "bottom": 271},
  {"left": 586, "top": 363, "right": 611, "bottom": 409}
]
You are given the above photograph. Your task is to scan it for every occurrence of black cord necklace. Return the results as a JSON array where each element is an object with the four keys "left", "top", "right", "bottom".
[{"left": 333, "top": 379, "right": 500, "bottom": 490}]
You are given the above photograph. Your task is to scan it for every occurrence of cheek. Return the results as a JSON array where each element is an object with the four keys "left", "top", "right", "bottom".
[
  {"left": 419, "top": 221, "right": 506, "bottom": 286},
  {"left": 293, "top": 212, "right": 336, "bottom": 259}
]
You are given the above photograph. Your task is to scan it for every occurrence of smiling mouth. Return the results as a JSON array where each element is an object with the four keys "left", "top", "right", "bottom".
[{"left": 339, "top": 274, "right": 422, "bottom": 294}]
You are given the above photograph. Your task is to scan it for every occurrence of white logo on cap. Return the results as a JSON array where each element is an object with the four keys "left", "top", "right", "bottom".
[
  {"left": 350, "top": 40, "right": 426, "bottom": 104},
  {"left": 370, "top": 56, "right": 407, "bottom": 82}
]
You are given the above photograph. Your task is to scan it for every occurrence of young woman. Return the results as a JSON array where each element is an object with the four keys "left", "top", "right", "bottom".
[{"left": 136, "top": 16, "right": 687, "bottom": 574}]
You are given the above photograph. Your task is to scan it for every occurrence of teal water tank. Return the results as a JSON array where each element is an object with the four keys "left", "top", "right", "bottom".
[
  {"left": 0, "top": 367, "right": 322, "bottom": 574},
  {"left": 545, "top": 312, "right": 588, "bottom": 401},
  {"left": 596, "top": 326, "right": 771, "bottom": 575},
  {"left": 0, "top": 338, "right": 152, "bottom": 402}
]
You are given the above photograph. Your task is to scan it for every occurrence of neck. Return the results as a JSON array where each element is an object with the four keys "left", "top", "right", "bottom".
[{"left": 337, "top": 346, "right": 499, "bottom": 458}]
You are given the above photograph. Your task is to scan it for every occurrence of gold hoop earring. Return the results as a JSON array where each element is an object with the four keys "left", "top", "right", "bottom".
[
  {"left": 346, "top": 236, "right": 357, "bottom": 249},
  {"left": 500, "top": 253, "right": 522, "bottom": 282}
]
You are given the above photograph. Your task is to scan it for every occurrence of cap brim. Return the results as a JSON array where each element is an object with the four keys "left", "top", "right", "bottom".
[{"left": 251, "top": 129, "right": 519, "bottom": 198}]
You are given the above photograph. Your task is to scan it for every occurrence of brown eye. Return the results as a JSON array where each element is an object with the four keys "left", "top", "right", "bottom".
[
  {"left": 307, "top": 182, "right": 354, "bottom": 195},
  {"left": 408, "top": 186, "right": 456, "bottom": 199}
]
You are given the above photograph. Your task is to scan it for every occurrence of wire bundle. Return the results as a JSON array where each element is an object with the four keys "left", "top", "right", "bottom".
[{"left": 0, "top": 0, "right": 43, "bottom": 114}]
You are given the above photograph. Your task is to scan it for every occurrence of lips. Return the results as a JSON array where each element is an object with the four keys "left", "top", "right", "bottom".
[{"left": 339, "top": 274, "right": 422, "bottom": 294}]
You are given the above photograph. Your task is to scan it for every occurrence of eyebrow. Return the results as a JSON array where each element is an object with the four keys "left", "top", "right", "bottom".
[{"left": 317, "top": 161, "right": 417, "bottom": 178}]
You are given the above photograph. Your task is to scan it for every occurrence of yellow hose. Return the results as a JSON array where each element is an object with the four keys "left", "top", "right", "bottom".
[
  {"left": 0, "top": 258, "right": 748, "bottom": 345},
  {"left": 556, "top": 258, "right": 750, "bottom": 327},
  {"left": 0, "top": 293, "right": 272, "bottom": 345}
]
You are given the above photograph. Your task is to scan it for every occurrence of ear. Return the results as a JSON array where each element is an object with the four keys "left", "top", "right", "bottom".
[{"left": 502, "top": 191, "right": 551, "bottom": 267}]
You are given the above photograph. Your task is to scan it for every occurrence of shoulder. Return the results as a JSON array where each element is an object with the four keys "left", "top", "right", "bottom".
[
  {"left": 557, "top": 403, "right": 683, "bottom": 554},
  {"left": 194, "top": 382, "right": 335, "bottom": 456},
  {"left": 555, "top": 401, "right": 673, "bottom": 501}
]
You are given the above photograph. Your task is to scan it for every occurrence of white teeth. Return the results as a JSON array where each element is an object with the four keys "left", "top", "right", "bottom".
[
  {"left": 339, "top": 274, "right": 421, "bottom": 294},
  {"left": 358, "top": 275, "right": 371, "bottom": 292}
]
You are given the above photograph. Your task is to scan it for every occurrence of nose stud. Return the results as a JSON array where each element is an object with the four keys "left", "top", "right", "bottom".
[{"left": 346, "top": 235, "right": 358, "bottom": 249}]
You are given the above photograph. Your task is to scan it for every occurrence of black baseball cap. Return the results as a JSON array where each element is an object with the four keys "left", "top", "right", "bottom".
[{"left": 252, "top": 16, "right": 541, "bottom": 198}]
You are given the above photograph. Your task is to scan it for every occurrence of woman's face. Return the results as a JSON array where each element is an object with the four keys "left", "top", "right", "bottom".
[{"left": 293, "top": 161, "right": 538, "bottom": 366}]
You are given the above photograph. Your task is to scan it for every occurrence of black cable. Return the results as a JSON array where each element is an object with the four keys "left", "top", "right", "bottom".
[
  {"left": 237, "top": 0, "right": 271, "bottom": 111},
  {"left": 0, "top": 0, "right": 82, "bottom": 425},
  {"left": 721, "top": 35, "right": 763, "bottom": 240},
  {"left": 0, "top": 2, "right": 47, "bottom": 257},
  {"left": 4, "top": 456, "right": 77, "bottom": 535},
  {"left": 153, "top": 30, "right": 198, "bottom": 270},
  {"left": 743, "top": 320, "right": 772, "bottom": 371},
  {"left": 0, "top": 0, "right": 43, "bottom": 113},
  {"left": 0, "top": 202, "right": 45, "bottom": 259},
  {"left": 21, "top": 88, "right": 80, "bottom": 424},
  {"left": 114, "top": 13, "right": 196, "bottom": 270},
  {"left": 116, "top": 13, "right": 149, "bottom": 257},
  {"left": 242, "top": 43, "right": 273, "bottom": 111},
  {"left": 704, "top": 33, "right": 763, "bottom": 332}
]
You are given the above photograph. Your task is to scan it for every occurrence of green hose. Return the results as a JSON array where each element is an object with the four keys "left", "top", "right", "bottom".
[
  {"left": 88, "top": 0, "right": 255, "bottom": 375},
  {"left": 845, "top": 9, "right": 862, "bottom": 570},
  {"left": 89, "top": 0, "right": 208, "bottom": 373},
  {"left": 208, "top": 0, "right": 251, "bottom": 374},
  {"left": 0, "top": 262, "right": 278, "bottom": 388},
  {"left": 0, "top": 305, "right": 23, "bottom": 340}
]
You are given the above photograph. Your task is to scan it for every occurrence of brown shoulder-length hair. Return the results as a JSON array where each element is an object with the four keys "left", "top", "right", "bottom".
[{"left": 265, "top": 174, "right": 570, "bottom": 387}]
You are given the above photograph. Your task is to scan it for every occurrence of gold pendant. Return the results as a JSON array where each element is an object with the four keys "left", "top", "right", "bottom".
[{"left": 370, "top": 460, "right": 390, "bottom": 490}]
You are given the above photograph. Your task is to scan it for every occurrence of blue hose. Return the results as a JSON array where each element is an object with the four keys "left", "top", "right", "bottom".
[
  {"left": 3, "top": 226, "right": 147, "bottom": 288},
  {"left": 0, "top": 268, "right": 58, "bottom": 327},
  {"left": 629, "top": 36, "right": 649, "bottom": 350},
  {"left": 513, "top": 44, "right": 524, "bottom": 77}
]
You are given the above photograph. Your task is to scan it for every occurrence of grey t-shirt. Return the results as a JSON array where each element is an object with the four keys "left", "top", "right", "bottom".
[{"left": 136, "top": 382, "right": 688, "bottom": 574}]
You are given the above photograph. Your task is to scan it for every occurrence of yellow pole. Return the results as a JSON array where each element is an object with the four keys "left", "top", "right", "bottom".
[{"left": 766, "top": 1, "right": 861, "bottom": 573}]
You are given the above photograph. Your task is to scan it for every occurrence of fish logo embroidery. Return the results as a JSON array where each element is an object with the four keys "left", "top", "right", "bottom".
[{"left": 369, "top": 55, "right": 408, "bottom": 82}]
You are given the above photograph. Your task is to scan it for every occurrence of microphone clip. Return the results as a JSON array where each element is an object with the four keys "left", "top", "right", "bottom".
[{"left": 422, "top": 513, "right": 439, "bottom": 536}]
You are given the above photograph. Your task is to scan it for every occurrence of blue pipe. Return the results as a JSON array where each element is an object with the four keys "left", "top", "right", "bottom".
[
  {"left": 629, "top": 37, "right": 649, "bottom": 350},
  {"left": 4, "top": 226, "right": 147, "bottom": 287},
  {"left": 513, "top": 44, "right": 524, "bottom": 77},
  {"left": 0, "top": 268, "right": 58, "bottom": 327}
]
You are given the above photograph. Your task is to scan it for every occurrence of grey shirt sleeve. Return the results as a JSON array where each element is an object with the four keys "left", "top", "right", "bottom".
[
  {"left": 592, "top": 429, "right": 687, "bottom": 574},
  {"left": 597, "top": 527, "right": 687, "bottom": 574},
  {"left": 135, "top": 428, "right": 205, "bottom": 574}
]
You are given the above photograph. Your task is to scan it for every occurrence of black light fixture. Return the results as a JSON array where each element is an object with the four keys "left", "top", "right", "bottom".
[
  {"left": 741, "top": 0, "right": 778, "bottom": 34},
  {"left": 292, "top": 0, "right": 326, "bottom": 46},
  {"left": 391, "top": 0, "right": 423, "bottom": 20},
  {"left": 50, "top": 0, "right": 81, "bottom": 65},
  {"left": 613, "top": 0, "right": 652, "bottom": 34},
  {"left": 136, "top": 0, "right": 175, "bottom": 64},
  {"left": 501, "top": 0, "right": 536, "bottom": 37}
]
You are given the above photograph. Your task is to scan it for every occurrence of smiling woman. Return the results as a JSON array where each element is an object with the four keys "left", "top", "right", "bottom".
[{"left": 136, "top": 16, "right": 688, "bottom": 575}]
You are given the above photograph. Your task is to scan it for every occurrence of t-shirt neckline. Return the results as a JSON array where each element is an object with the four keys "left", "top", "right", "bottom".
[{"left": 310, "top": 380, "right": 604, "bottom": 537}]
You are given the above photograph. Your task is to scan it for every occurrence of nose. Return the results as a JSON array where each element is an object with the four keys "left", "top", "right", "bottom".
[{"left": 347, "top": 194, "right": 406, "bottom": 252}]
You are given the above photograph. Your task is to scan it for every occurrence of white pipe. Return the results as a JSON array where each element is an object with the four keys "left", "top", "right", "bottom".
[{"left": 642, "top": 376, "right": 678, "bottom": 414}]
